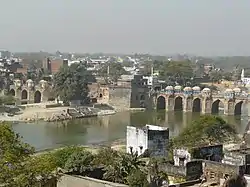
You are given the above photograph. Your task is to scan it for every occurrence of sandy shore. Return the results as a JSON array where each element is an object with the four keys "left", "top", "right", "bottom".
[{"left": 0, "top": 106, "right": 70, "bottom": 122}]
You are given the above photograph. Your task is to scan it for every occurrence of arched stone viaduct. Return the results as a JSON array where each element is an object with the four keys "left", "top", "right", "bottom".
[
  {"left": 155, "top": 86, "right": 249, "bottom": 116},
  {"left": 8, "top": 79, "right": 53, "bottom": 105}
]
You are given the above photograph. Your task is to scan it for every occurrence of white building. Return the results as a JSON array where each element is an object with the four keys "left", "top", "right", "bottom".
[
  {"left": 241, "top": 69, "right": 250, "bottom": 86},
  {"left": 126, "top": 125, "right": 169, "bottom": 157}
]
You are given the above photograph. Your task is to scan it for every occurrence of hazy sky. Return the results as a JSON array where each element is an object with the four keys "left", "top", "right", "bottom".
[{"left": 0, "top": 0, "right": 250, "bottom": 56}]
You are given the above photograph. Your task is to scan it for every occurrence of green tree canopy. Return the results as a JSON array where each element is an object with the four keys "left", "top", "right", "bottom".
[
  {"left": 64, "top": 150, "right": 94, "bottom": 175},
  {"left": 0, "top": 95, "right": 15, "bottom": 105},
  {"left": 0, "top": 122, "right": 57, "bottom": 186},
  {"left": 223, "top": 174, "right": 247, "bottom": 187},
  {"left": 173, "top": 116, "right": 238, "bottom": 148},
  {"left": 98, "top": 62, "right": 126, "bottom": 84},
  {"left": 209, "top": 70, "right": 223, "bottom": 83},
  {"left": 127, "top": 169, "right": 149, "bottom": 187},
  {"left": 53, "top": 63, "right": 95, "bottom": 103}
]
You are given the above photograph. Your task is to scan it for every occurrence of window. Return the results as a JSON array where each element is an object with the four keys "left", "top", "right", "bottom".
[{"left": 179, "top": 157, "right": 185, "bottom": 166}]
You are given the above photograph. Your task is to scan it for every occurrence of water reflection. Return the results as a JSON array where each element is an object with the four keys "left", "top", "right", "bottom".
[{"left": 12, "top": 110, "right": 249, "bottom": 151}]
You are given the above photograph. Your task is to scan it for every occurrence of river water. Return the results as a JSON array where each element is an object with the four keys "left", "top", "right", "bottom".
[{"left": 12, "top": 110, "right": 249, "bottom": 151}]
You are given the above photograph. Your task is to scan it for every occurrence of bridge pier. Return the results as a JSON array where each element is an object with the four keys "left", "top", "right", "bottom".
[
  {"left": 224, "top": 100, "right": 235, "bottom": 116},
  {"left": 183, "top": 97, "right": 192, "bottom": 112},
  {"left": 166, "top": 96, "right": 175, "bottom": 111},
  {"left": 156, "top": 86, "right": 248, "bottom": 116}
]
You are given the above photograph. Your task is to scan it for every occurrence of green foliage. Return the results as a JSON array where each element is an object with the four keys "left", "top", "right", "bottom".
[
  {"left": 64, "top": 150, "right": 94, "bottom": 175},
  {"left": 0, "top": 95, "right": 15, "bottom": 105},
  {"left": 98, "top": 62, "right": 126, "bottom": 83},
  {"left": 148, "top": 158, "right": 169, "bottom": 187},
  {"left": 53, "top": 63, "right": 95, "bottom": 103},
  {"left": 18, "top": 153, "right": 58, "bottom": 187},
  {"left": 103, "top": 152, "right": 146, "bottom": 184},
  {"left": 52, "top": 146, "right": 86, "bottom": 168},
  {"left": 223, "top": 174, "right": 247, "bottom": 187},
  {"left": 173, "top": 116, "right": 238, "bottom": 148},
  {"left": 209, "top": 70, "right": 223, "bottom": 83},
  {"left": 159, "top": 61, "right": 194, "bottom": 78},
  {"left": 127, "top": 169, "right": 149, "bottom": 187},
  {"left": 0, "top": 122, "right": 58, "bottom": 186},
  {"left": 93, "top": 147, "right": 119, "bottom": 167}
]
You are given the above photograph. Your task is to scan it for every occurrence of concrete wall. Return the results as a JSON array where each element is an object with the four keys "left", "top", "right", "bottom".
[
  {"left": 57, "top": 175, "right": 128, "bottom": 187},
  {"left": 126, "top": 126, "right": 147, "bottom": 156},
  {"left": 203, "top": 159, "right": 243, "bottom": 183},
  {"left": 108, "top": 86, "right": 131, "bottom": 110}
]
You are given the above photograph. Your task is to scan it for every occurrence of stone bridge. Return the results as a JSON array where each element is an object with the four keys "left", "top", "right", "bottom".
[{"left": 155, "top": 86, "right": 249, "bottom": 116}]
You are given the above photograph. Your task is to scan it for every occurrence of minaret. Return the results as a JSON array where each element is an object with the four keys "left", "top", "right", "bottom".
[
  {"left": 151, "top": 65, "right": 154, "bottom": 76},
  {"left": 107, "top": 65, "right": 110, "bottom": 75},
  {"left": 241, "top": 69, "right": 245, "bottom": 80}
]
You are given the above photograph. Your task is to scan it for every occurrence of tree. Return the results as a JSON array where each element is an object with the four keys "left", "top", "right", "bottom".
[
  {"left": 148, "top": 159, "right": 169, "bottom": 187},
  {"left": 53, "top": 63, "right": 95, "bottom": 103},
  {"left": 103, "top": 152, "right": 146, "bottom": 184},
  {"left": 127, "top": 169, "right": 149, "bottom": 187},
  {"left": 223, "top": 174, "right": 247, "bottom": 187},
  {"left": 0, "top": 95, "right": 15, "bottom": 105},
  {"left": 158, "top": 60, "right": 195, "bottom": 85},
  {"left": 173, "top": 116, "right": 238, "bottom": 148},
  {"left": 0, "top": 122, "right": 57, "bottom": 186},
  {"left": 93, "top": 147, "right": 119, "bottom": 167},
  {"left": 223, "top": 72, "right": 233, "bottom": 81},
  {"left": 98, "top": 62, "right": 126, "bottom": 84},
  {"left": 52, "top": 146, "right": 86, "bottom": 168},
  {"left": 64, "top": 150, "right": 94, "bottom": 175},
  {"left": 209, "top": 70, "right": 223, "bottom": 83}
]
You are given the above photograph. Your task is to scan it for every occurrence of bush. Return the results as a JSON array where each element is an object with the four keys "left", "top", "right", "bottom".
[
  {"left": 64, "top": 150, "right": 94, "bottom": 175},
  {"left": 93, "top": 147, "right": 119, "bottom": 167},
  {"left": 52, "top": 146, "right": 86, "bottom": 168},
  {"left": 127, "top": 169, "right": 149, "bottom": 187}
]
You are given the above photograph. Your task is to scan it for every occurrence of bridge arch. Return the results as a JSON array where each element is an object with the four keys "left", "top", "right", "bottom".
[
  {"left": 157, "top": 95, "right": 166, "bottom": 110},
  {"left": 234, "top": 101, "right": 243, "bottom": 115},
  {"left": 174, "top": 96, "right": 183, "bottom": 111},
  {"left": 212, "top": 99, "right": 224, "bottom": 114},
  {"left": 9, "top": 89, "right": 15, "bottom": 96},
  {"left": 34, "top": 90, "right": 42, "bottom": 103},
  {"left": 192, "top": 98, "right": 201, "bottom": 112},
  {"left": 21, "top": 90, "right": 28, "bottom": 100}
]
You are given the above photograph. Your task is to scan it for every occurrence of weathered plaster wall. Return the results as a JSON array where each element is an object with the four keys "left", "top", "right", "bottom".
[
  {"left": 57, "top": 175, "right": 128, "bottom": 187},
  {"left": 108, "top": 86, "right": 132, "bottom": 110}
]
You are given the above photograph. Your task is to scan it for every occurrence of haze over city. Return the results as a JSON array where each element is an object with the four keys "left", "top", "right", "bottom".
[{"left": 0, "top": 0, "right": 250, "bottom": 56}]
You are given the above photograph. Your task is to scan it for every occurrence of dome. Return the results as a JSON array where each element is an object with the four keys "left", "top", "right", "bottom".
[
  {"left": 233, "top": 87, "right": 241, "bottom": 92},
  {"left": 202, "top": 88, "right": 211, "bottom": 92},
  {"left": 26, "top": 79, "right": 33, "bottom": 83},
  {"left": 14, "top": 79, "right": 21, "bottom": 88},
  {"left": 225, "top": 88, "right": 233, "bottom": 92},
  {"left": 183, "top": 87, "right": 192, "bottom": 91},
  {"left": 26, "top": 79, "right": 34, "bottom": 88},
  {"left": 192, "top": 86, "right": 201, "bottom": 91},
  {"left": 165, "top": 86, "right": 174, "bottom": 90},
  {"left": 174, "top": 85, "right": 182, "bottom": 90},
  {"left": 39, "top": 80, "right": 47, "bottom": 83}
]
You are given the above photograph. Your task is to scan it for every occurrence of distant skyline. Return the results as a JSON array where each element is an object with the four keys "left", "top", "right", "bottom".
[{"left": 0, "top": 0, "right": 250, "bottom": 56}]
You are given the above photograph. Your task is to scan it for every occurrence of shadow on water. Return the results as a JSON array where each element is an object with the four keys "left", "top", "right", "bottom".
[{"left": 11, "top": 109, "right": 249, "bottom": 151}]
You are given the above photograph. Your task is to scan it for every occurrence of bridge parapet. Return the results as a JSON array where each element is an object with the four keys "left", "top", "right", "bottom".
[{"left": 155, "top": 86, "right": 248, "bottom": 116}]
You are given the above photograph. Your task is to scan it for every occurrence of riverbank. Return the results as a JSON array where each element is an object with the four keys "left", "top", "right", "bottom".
[
  {"left": 0, "top": 105, "right": 116, "bottom": 123},
  {"left": 34, "top": 138, "right": 126, "bottom": 156}
]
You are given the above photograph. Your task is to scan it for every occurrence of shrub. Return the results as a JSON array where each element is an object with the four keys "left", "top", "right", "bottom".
[
  {"left": 64, "top": 150, "right": 94, "bottom": 175},
  {"left": 52, "top": 146, "right": 86, "bottom": 168},
  {"left": 127, "top": 169, "right": 149, "bottom": 187}
]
